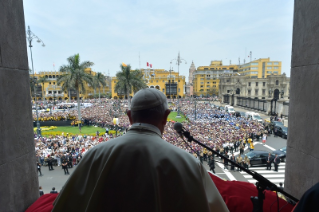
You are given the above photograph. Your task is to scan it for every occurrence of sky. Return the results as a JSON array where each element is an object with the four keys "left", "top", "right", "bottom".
[{"left": 23, "top": 0, "right": 294, "bottom": 80}]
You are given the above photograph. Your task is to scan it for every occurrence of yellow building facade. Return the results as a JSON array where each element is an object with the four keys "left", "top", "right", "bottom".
[
  {"left": 193, "top": 60, "right": 238, "bottom": 97},
  {"left": 111, "top": 68, "right": 186, "bottom": 99},
  {"left": 238, "top": 58, "right": 281, "bottom": 78},
  {"left": 31, "top": 68, "right": 110, "bottom": 101}
]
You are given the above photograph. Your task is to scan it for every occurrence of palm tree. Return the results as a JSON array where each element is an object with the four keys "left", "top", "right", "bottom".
[
  {"left": 114, "top": 64, "right": 147, "bottom": 108},
  {"left": 58, "top": 75, "right": 73, "bottom": 103},
  {"left": 93, "top": 72, "right": 107, "bottom": 103},
  {"left": 57, "top": 54, "right": 94, "bottom": 130},
  {"left": 37, "top": 76, "right": 48, "bottom": 101}
]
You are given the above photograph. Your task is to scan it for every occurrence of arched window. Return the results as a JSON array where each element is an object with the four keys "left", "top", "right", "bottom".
[{"left": 276, "top": 80, "right": 279, "bottom": 85}]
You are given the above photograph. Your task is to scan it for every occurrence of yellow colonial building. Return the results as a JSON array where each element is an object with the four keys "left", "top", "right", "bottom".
[
  {"left": 193, "top": 60, "right": 238, "bottom": 97},
  {"left": 192, "top": 58, "right": 282, "bottom": 97},
  {"left": 111, "top": 68, "right": 186, "bottom": 99},
  {"left": 31, "top": 68, "right": 110, "bottom": 101},
  {"left": 238, "top": 58, "right": 281, "bottom": 78}
]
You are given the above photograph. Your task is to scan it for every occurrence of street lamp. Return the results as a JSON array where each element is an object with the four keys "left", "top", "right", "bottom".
[
  {"left": 27, "top": 26, "right": 45, "bottom": 136},
  {"left": 171, "top": 52, "right": 187, "bottom": 118}
]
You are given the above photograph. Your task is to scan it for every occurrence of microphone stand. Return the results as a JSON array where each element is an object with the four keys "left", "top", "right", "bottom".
[{"left": 180, "top": 129, "right": 298, "bottom": 212}]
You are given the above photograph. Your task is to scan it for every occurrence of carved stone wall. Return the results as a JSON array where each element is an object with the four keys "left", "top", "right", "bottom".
[
  {"left": 0, "top": 1, "right": 39, "bottom": 211},
  {"left": 285, "top": 0, "right": 319, "bottom": 199}
]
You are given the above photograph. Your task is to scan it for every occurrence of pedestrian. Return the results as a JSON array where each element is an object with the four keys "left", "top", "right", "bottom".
[
  {"left": 266, "top": 153, "right": 272, "bottom": 170},
  {"left": 223, "top": 151, "right": 229, "bottom": 170},
  {"left": 62, "top": 160, "right": 69, "bottom": 175},
  {"left": 230, "top": 153, "right": 236, "bottom": 171},
  {"left": 236, "top": 155, "right": 243, "bottom": 171},
  {"left": 244, "top": 155, "right": 250, "bottom": 170},
  {"left": 273, "top": 154, "right": 280, "bottom": 171},
  {"left": 239, "top": 144, "right": 244, "bottom": 155},
  {"left": 40, "top": 153, "right": 44, "bottom": 165},
  {"left": 48, "top": 155, "right": 54, "bottom": 171},
  {"left": 50, "top": 187, "right": 58, "bottom": 193},
  {"left": 39, "top": 186, "right": 44, "bottom": 196},
  {"left": 250, "top": 142, "right": 254, "bottom": 151},
  {"left": 37, "top": 162, "right": 43, "bottom": 176},
  {"left": 262, "top": 133, "right": 267, "bottom": 145},
  {"left": 56, "top": 153, "right": 61, "bottom": 166},
  {"left": 209, "top": 156, "right": 215, "bottom": 174}
]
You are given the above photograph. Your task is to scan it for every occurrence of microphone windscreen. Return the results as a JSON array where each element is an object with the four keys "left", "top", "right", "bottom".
[{"left": 173, "top": 122, "right": 183, "bottom": 133}]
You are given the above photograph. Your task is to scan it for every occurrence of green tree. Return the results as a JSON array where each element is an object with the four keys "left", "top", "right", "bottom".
[
  {"left": 37, "top": 76, "right": 48, "bottom": 101},
  {"left": 114, "top": 64, "right": 147, "bottom": 108},
  {"left": 57, "top": 54, "right": 94, "bottom": 130},
  {"left": 58, "top": 75, "right": 73, "bottom": 103},
  {"left": 93, "top": 72, "right": 107, "bottom": 103}
]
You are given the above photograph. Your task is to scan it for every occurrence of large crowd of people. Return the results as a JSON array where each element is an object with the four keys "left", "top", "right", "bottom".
[{"left": 34, "top": 98, "right": 270, "bottom": 177}]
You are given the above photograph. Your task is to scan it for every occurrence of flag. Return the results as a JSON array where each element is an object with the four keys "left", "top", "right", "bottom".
[
  {"left": 147, "top": 62, "right": 149, "bottom": 67},
  {"left": 122, "top": 62, "right": 127, "bottom": 67},
  {"left": 150, "top": 64, "right": 152, "bottom": 68}
]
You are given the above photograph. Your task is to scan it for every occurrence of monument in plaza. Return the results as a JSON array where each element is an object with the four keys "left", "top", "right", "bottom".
[{"left": 0, "top": 1, "right": 39, "bottom": 211}]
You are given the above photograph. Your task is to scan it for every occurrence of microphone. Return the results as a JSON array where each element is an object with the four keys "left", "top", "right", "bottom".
[{"left": 173, "top": 122, "right": 183, "bottom": 134}]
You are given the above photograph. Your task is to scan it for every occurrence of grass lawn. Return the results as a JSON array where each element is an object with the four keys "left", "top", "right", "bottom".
[
  {"left": 168, "top": 111, "right": 187, "bottom": 122},
  {"left": 44, "top": 126, "right": 105, "bottom": 135}
]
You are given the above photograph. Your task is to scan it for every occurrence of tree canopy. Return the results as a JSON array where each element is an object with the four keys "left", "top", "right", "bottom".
[
  {"left": 114, "top": 64, "right": 147, "bottom": 105},
  {"left": 57, "top": 54, "right": 94, "bottom": 129}
]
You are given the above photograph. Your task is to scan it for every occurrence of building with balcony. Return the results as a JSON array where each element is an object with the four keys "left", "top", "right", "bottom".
[
  {"left": 111, "top": 68, "right": 186, "bottom": 99},
  {"left": 30, "top": 68, "right": 110, "bottom": 101},
  {"left": 219, "top": 73, "right": 290, "bottom": 116}
]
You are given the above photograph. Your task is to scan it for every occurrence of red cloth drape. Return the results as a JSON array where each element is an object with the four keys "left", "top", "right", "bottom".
[
  {"left": 25, "top": 193, "right": 58, "bottom": 212},
  {"left": 208, "top": 172, "right": 294, "bottom": 212},
  {"left": 25, "top": 173, "right": 295, "bottom": 212}
]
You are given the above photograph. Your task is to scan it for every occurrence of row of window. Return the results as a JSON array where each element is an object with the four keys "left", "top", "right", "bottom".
[
  {"left": 200, "top": 82, "right": 217, "bottom": 84},
  {"left": 203, "top": 67, "right": 235, "bottom": 70},
  {"left": 247, "top": 89, "right": 266, "bottom": 95},
  {"left": 248, "top": 80, "right": 280, "bottom": 87},
  {"left": 47, "top": 91, "right": 62, "bottom": 94},
  {"left": 267, "top": 66, "right": 279, "bottom": 69},
  {"left": 200, "top": 85, "right": 217, "bottom": 88}
]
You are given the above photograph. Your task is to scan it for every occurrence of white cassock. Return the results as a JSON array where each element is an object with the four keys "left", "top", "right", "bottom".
[{"left": 53, "top": 123, "right": 229, "bottom": 212}]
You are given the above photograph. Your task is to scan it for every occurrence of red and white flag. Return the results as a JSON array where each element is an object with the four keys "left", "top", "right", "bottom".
[
  {"left": 150, "top": 64, "right": 152, "bottom": 68},
  {"left": 147, "top": 62, "right": 149, "bottom": 67}
]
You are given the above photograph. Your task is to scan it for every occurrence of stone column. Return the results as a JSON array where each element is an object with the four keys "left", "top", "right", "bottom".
[
  {"left": 285, "top": 0, "right": 319, "bottom": 199},
  {"left": 0, "top": 1, "right": 39, "bottom": 211}
]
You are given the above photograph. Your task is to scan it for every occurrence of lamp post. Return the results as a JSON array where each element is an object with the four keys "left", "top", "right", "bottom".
[
  {"left": 171, "top": 52, "right": 187, "bottom": 118},
  {"left": 194, "top": 97, "right": 197, "bottom": 121},
  {"left": 27, "top": 26, "right": 45, "bottom": 136}
]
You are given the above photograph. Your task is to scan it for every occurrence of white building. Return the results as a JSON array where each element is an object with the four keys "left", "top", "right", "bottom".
[{"left": 219, "top": 73, "right": 290, "bottom": 116}]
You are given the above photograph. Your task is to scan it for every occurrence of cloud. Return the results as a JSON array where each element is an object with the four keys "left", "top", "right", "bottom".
[{"left": 23, "top": 0, "right": 294, "bottom": 77}]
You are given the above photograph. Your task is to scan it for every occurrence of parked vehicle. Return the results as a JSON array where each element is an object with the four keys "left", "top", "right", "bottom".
[
  {"left": 269, "top": 121, "right": 284, "bottom": 128},
  {"left": 272, "top": 147, "right": 286, "bottom": 162},
  {"left": 245, "top": 150, "right": 272, "bottom": 167},
  {"left": 225, "top": 105, "right": 235, "bottom": 114},
  {"left": 274, "top": 126, "right": 288, "bottom": 139},
  {"left": 245, "top": 112, "right": 263, "bottom": 123}
]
